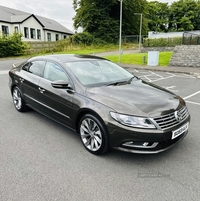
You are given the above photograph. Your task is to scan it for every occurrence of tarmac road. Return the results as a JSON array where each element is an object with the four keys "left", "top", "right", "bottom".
[{"left": 0, "top": 59, "right": 200, "bottom": 201}]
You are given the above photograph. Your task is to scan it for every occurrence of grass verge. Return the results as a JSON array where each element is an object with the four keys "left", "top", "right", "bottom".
[{"left": 103, "top": 52, "right": 173, "bottom": 66}]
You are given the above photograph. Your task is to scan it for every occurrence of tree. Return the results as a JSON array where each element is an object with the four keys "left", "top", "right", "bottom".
[
  {"left": 190, "top": 0, "right": 200, "bottom": 30},
  {"left": 168, "top": 0, "right": 196, "bottom": 31},
  {"left": 73, "top": 0, "right": 148, "bottom": 43},
  {"left": 146, "top": 1, "right": 169, "bottom": 32}
]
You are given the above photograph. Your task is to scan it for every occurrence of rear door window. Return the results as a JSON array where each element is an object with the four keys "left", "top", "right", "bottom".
[{"left": 22, "top": 61, "right": 45, "bottom": 77}]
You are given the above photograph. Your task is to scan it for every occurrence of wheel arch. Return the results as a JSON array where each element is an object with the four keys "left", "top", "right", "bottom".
[
  {"left": 11, "top": 84, "right": 18, "bottom": 94},
  {"left": 74, "top": 108, "right": 108, "bottom": 134}
]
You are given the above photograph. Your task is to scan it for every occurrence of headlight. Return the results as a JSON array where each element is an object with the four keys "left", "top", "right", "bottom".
[{"left": 110, "top": 112, "right": 156, "bottom": 129}]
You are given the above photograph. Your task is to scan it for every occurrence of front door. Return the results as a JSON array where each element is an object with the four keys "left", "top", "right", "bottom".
[{"left": 38, "top": 61, "right": 74, "bottom": 127}]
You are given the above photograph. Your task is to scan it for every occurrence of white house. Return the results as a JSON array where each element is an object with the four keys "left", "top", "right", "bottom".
[{"left": 0, "top": 5, "right": 73, "bottom": 42}]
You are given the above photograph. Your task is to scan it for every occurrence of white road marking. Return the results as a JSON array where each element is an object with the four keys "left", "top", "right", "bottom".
[
  {"left": 136, "top": 70, "right": 196, "bottom": 83},
  {"left": 143, "top": 76, "right": 152, "bottom": 82},
  {"left": 182, "top": 74, "right": 196, "bottom": 78},
  {"left": 185, "top": 101, "right": 200, "bottom": 106},
  {"left": 150, "top": 75, "right": 175, "bottom": 82},
  {"left": 150, "top": 71, "right": 163, "bottom": 78},
  {"left": 0, "top": 70, "right": 9, "bottom": 75},
  {"left": 139, "top": 74, "right": 155, "bottom": 78},
  {"left": 166, "top": 86, "right": 176, "bottom": 89},
  {"left": 165, "top": 86, "right": 179, "bottom": 92},
  {"left": 183, "top": 91, "right": 200, "bottom": 100}
]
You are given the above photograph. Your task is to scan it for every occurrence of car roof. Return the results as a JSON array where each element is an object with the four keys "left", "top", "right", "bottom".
[{"left": 30, "top": 54, "right": 107, "bottom": 63}]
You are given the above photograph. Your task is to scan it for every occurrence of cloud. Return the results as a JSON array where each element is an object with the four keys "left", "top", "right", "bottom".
[{"left": 0, "top": 0, "right": 76, "bottom": 31}]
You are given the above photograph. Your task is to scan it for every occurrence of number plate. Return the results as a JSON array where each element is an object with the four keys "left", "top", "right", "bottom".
[{"left": 172, "top": 122, "right": 189, "bottom": 139}]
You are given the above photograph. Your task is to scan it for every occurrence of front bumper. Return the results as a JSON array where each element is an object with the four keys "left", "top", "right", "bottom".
[{"left": 108, "top": 116, "right": 190, "bottom": 154}]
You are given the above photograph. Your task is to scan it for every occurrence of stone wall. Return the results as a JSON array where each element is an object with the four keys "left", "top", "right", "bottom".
[
  {"left": 25, "top": 41, "right": 57, "bottom": 54},
  {"left": 169, "top": 45, "right": 200, "bottom": 67},
  {"left": 141, "top": 47, "right": 175, "bottom": 53}
]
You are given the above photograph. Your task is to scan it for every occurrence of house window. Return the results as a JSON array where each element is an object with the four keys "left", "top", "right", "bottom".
[
  {"left": 30, "top": 28, "right": 36, "bottom": 39},
  {"left": 14, "top": 26, "right": 19, "bottom": 32},
  {"left": 2, "top": 26, "right": 9, "bottom": 36},
  {"left": 55, "top": 34, "right": 59, "bottom": 41},
  {"left": 47, "top": 33, "right": 51, "bottom": 41},
  {"left": 63, "top": 35, "right": 66, "bottom": 39},
  {"left": 37, "top": 29, "right": 41, "bottom": 40},
  {"left": 24, "top": 27, "right": 29, "bottom": 38}
]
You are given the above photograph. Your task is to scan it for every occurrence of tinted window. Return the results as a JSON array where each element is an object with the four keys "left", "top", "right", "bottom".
[
  {"left": 22, "top": 62, "right": 31, "bottom": 71},
  {"left": 22, "top": 61, "right": 44, "bottom": 77},
  {"left": 43, "top": 62, "right": 68, "bottom": 82}
]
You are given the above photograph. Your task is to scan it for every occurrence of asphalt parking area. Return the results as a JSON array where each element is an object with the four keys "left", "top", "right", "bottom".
[
  {"left": 1, "top": 62, "right": 200, "bottom": 201},
  {"left": 132, "top": 69, "right": 200, "bottom": 107}
]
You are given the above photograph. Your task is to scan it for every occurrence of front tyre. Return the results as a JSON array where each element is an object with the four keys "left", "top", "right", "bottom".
[
  {"left": 79, "top": 114, "right": 109, "bottom": 155},
  {"left": 12, "top": 86, "right": 27, "bottom": 112}
]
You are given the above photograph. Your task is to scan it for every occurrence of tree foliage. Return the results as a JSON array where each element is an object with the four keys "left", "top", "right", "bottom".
[
  {"left": 73, "top": 0, "right": 148, "bottom": 43},
  {"left": 147, "top": 0, "right": 200, "bottom": 32},
  {"left": 147, "top": 1, "right": 169, "bottom": 32},
  {"left": 72, "top": 0, "right": 200, "bottom": 44},
  {"left": 168, "top": 0, "right": 196, "bottom": 31}
]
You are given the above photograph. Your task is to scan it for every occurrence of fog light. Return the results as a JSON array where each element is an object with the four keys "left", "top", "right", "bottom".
[
  {"left": 122, "top": 141, "right": 158, "bottom": 149},
  {"left": 143, "top": 142, "right": 149, "bottom": 146}
]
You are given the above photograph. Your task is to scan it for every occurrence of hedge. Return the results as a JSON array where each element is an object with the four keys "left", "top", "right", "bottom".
[
  {"left": 0, "top": 32, "right": 28, "bottom": 57},
  {"left": 143, "top": 37, "right": 182, "bottom": 47}
]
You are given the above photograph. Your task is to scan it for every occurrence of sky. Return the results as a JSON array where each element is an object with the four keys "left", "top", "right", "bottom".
[
  {"left": 0, "top": 0, "right": 176, "bottom": 33},
  {"left": 0, "top": 0, "right": 76, "bottom": 32}
]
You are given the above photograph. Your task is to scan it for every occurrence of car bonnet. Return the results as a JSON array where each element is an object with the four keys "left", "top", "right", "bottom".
[{"left": 85, "top": 79, "right": 183, "bottom": 117}]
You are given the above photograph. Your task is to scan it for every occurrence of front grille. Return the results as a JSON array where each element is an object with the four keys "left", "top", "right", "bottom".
[{"left": 152, "top": 106, "right": 190, "bottom": 130}]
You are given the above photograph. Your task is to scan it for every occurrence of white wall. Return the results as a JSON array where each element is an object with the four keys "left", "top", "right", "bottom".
[
  {"left": 44, "top": 30, "right": 70, "bottom": 41},
  {"left": 20, "top": 17, "right": 44, "bottom": 41},
  {"left": 1, "top": 18, "right": 71, "bottom": 41},
  {"left": 148, "top": 31, "right": 184, "bottom": 39}
]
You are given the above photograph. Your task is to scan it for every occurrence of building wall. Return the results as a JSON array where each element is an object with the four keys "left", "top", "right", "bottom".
[
  {"left": 0, "top": 17, "right": 71, "bottom": 42},
  {"left": 43, "top": 30, "right": 70, "bottom": 42},
  {"left": 20, "top": 17, "right": 44, "bottom": 41}
]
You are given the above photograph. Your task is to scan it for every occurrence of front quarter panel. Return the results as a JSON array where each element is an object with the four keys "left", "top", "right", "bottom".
[{"left": 72, "top": 92, "right": 118, "bottom": 132}]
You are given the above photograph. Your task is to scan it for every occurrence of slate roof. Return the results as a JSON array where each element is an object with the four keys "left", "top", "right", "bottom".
[{"left": 0, "top": 5, "right": 73, "bottom": 34}]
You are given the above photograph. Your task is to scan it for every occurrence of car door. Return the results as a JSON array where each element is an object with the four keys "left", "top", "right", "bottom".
[
  {"left": 38, "top": 61, "right": 74, "bottom": 127},
  {"left": 20, "top": 60, "right": 45, "bottom": 108}
]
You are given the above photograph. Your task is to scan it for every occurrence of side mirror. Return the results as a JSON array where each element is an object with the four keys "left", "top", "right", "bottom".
[{"left": 51, "top": 80, "right": 71, "bottom": 89}]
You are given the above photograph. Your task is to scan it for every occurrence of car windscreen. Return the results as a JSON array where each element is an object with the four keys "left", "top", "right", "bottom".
[{"left": 65, "top": 60, "right": 133, "bottom": 86}]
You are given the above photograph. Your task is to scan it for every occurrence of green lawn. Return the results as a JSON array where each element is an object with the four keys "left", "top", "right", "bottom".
[
  {"left": 11, "top": 44, "right": 173, "bottom": 67},
  {"left": 55, "top": 43, "right": 137, "bottom": 55},
  {"left": 103, "top": 52, "right": 173, "bottom": 66}
]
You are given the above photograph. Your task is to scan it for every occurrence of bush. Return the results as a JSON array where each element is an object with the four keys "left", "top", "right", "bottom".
[
  {"left": 70, "top": 32, "right": 107, "bottom": 46},
  {"left": 0, "top": 32, "right": 28, "bottom": 57},
  {"left": 143, "top": 37, "right": 182, "bottom": 47}
]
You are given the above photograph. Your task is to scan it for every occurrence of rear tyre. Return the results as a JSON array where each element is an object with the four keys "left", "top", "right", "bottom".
[
  {"left": 79, "top": 114, "right": 109, "bottom": 155},
  {"left": 12, "top": 86, "right": 27, "bottom": 112}
]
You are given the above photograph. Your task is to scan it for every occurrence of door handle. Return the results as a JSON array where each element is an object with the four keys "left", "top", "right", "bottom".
[
  {"left": 19, "top": 78, "right": 24, "bottom": 83},
  {"left": 38, "top": 87, "right": 45, "bottom": 93}
]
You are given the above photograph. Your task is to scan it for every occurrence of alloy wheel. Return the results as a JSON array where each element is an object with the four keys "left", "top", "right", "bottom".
[
  {"left": 80, "top": 117, "right": 103, "bottom": 152},
  {"left": 13, "top": 87, "right": 22, "bottom": 110}
]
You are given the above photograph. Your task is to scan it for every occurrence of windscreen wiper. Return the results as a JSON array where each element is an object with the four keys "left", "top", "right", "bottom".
[
  {"left": 106, "top": 76, "right": 135, "bottom": 86},
  {"left": 125, "top": 76, "right": 135, "bottom": 84}
]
